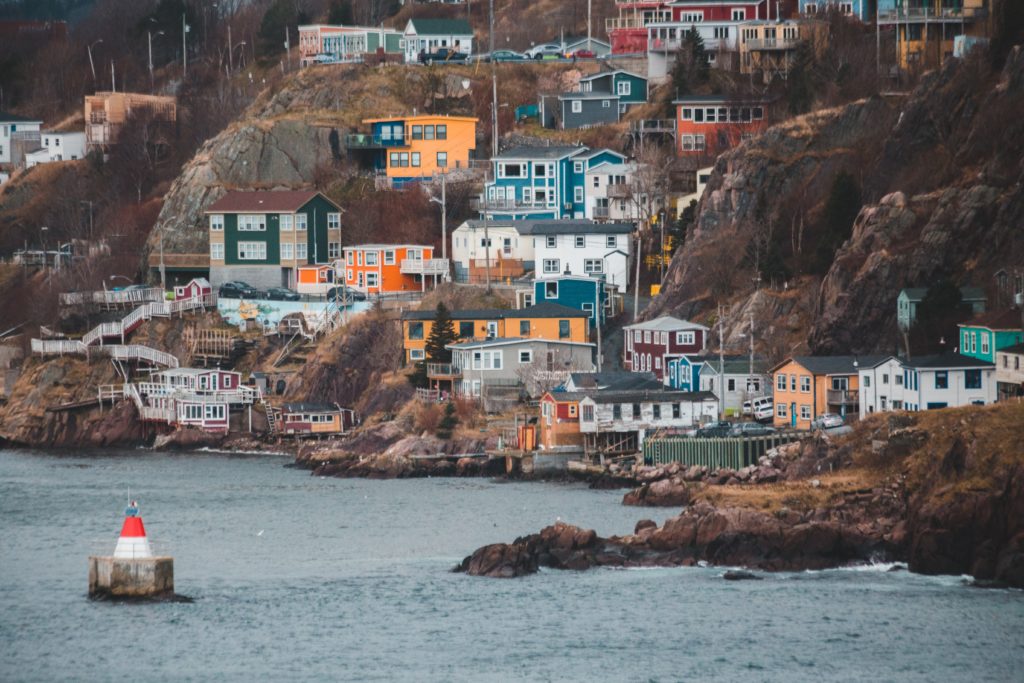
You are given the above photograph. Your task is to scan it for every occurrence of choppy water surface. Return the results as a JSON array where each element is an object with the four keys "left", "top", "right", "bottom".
[{"left": 1, "top": 449, "right": 1022, "bottom": 682}]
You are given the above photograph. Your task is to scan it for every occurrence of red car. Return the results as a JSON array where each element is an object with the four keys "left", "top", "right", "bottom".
[{"left": 573, "top": 49, "right": 596, "bottom": 59}]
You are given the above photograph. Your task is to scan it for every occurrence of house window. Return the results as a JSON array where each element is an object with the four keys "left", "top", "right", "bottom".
[
  {"left": 544, "top": 282, "right": 559, "bottom": 301},
  {"left": 280, "top": 214, "right": 293, "bottom": 231},
  {"left": 296, "top": 243, "right": 307, "bottom": 260},
  {"left": 616, "top": 81, "right": 631, "bottom": 97},
  {"left": 777, "top": 403, "right": 787, "bottom": 417},
  {"left": 424, "top": 125, "right": 435, "bottom": 140},
  {"left": 602, "top": 100, "right": 610, "bottom": 108},
  {"left": 655, "top": 357, "right": 662, "bottom": 370},
  {"left": 613, "top": 404, "right": 622, "bottom": 420},
  {"left": 864, "top": 375, "right": 871, "bottom": 388},
  {"left": 559, "top": 320, "right": 570, "bottom": 339},
  {"left": 519, "top": 350, "right": 533, "bottom": 363},
  {"left": 499, "top": 162, "right": 523, "bottom": 178},
  {"left": 681, "top": 108, "right": 693, "bottom": 121},
  {"left": 408, "top": 322, "right": 424, "bottom": 340},
  {"left": 882, "top": 373, "right": 889, "bottom": 385},
  {"left": 520, "top": 320, "right": 531, "bottom": 335},
  {"left": 411, "top": 152, "right": 421, "bottom": 167},
  {"left": 328, "top": 242, "right": 340, "bottom": 259},
  {"left": 328, "top": 213, "right": 341, "bottom": 230},
  {"left": 727, "top": 378, "right": 736, "bottom": 392},
  {"left": 412, "top": 125, "right": 423, "bottom": 140},
  {"left": 365, "top": 272, "right": 379, "bottom": 288},
  {"left": 381, "top": 250, "right": 394, "bottom": 266},
  {"left": 237, "top": 242, "right": 266, "bottom": 260},
  {"left": 437, "top": 151, "right": 448, "bottom": 168},
  {"left": 731, "top": 9, "right": 746, "bottom": 21},
  {"left": 574, "top": 187, "right": 584, "bottom": 203},
  {"left": 800, "top": 405, "right": 811, "bottom": 420},
  {"left": 281, "top": 242, "right": 294, "bottom": 260},
  {"left": 543, "top": 259, "right": 560, "bottom": 274},
  {"left": 238, "top": 214, "right": 266, "bottom": 231},
  {"left": 209, "top": 214, "right": 224, "bottom": 231},
  {"left": 713, "top": 27, "right": 729, "bottom": 39},
  {"left": 800, "top": 376, "right": 811, "bottom": 393},
  {"left": 935, "top": 371, "right": 949, "bottom": 389},
  {"left": 210, "top": 243, "right": 224, "bottom": 260},
  {"left": 653, "top": 404, "right": 661, "bottom": 420},
  {"left": 575, "top": 235, "right": 585, "bottom": 248},
  {"left": 606, "top": 235, "right": 617, "bottom": 248},
  {"left": 777, "top": 374, "right": 786, "bottom": 391},
  {"left": 571, "top": 100, "right": 583, "bottom": 114},
  {"left": 410, "top": 349, "right": 425, "bottom": 361},
  {"left": 582, "top": 404, "right": 594, "bottom": 421},
  {"left": 675, "top": 331, "right": 695, "bottom": 346},
  {"left": 965, "top": 370, "right": 982, "bottom": 389},
  {"left": 546, "top": 236, "right": 557, "bottom": 248},
  {"left": 458, "top": 322, "right": 474, "bottom": 338},
  {"left": 584, "top": 259, "right": 603, "bottom": 274},
  {"left": 574, "top": 161, "right": 583, "bottom": 173},
  {"left": 981, "top": 334, "right": 989, "bottom": 355},
  {"left": 295, "top": 214, "right": 308, "bottom": 231},
  {"left": 632, "top": 403, "right": 641, "bottom": 419},
  {"left": 365, "top": 251, "right": 379, "bottom": 266},
  {"left": 434, "top": 124, "right": 446, "bottom": 140}
]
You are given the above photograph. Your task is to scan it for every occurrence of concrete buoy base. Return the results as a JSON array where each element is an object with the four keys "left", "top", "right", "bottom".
[{"left": 88, "top": 556, "right": 174, "bottom": 599}]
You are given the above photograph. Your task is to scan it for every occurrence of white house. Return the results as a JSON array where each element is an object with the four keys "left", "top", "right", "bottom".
[
  {"left": 699, "top": 357, "right": 771, "bottom": 414},
  {"left": 584, "top": 161, "right": 636, "bottom": 222},
  {"left": 403, "top": 18, "right": 473, "bottom": 62},
  {"left": 677, "top": 165, "right": 714, "bottom": 215},
  {"left": 450, "top": 219, "right": 536, "bottom": 284},
  {"left": 40, "top": 131, "right": 86, "bottom": 162},
  {"left": 995, "top": 343, "right": 1024, "bottom": 400},
  {"left": 0, "top": 112, "right": 43, "bottom": 166},
  {"left": 531, "top": 221, "right": 633, "bottom": 293},
  {"left": 579, "top": 389, "right": 718, "bottom": 449},
  {"left": 858, "top": 353, "right": 996, "bottom": 417}
]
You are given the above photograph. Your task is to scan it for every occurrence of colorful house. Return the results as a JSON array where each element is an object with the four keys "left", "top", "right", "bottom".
[
  {"left": 699, "top": 357, "right": 771, "bottom": 414},
  {"left": 0, "top": 111, "right": 42, "bottom": 166},
  {"left": 858, "top": 354, "right": 996, "bottom": 416},
  {"left": 665, "top": 355, "right": 704, "bottom": 392},
  {"left": 401, "top": 302, "right": 591, "bottom": 364},
  {"left": 958, "top": 310, "right": 1024, "bottom": 364},
  {"left": 995, "top": 343, "right": 1024, "bottom": 400},
  {"left": 897, "top": 286, "right": 985, "bottom": 330},
  {"left": 481, "top": 145, "right": 626, "bottom": 220},
  {"left": 799, "top": 0, "right": 872, "bottom": 22},
  {"left": 297, "top": 24, "right": 403, "bottom": 66},
  {"left": 531, "top": 275, "right": 612, "bottom": 330},
  {"left": 296, "top": 264, "right": 336, "bottom": 295},
  {"left": 539, "top": 391, "right": 587, "bottom": 450},
  {"left": 623, "top": 316, "right": 710, "bottom": 381},
  {"left": 579, "top": 389, "right": 719, "bottom": 454},
  {"left": 877, "top": 0, "right": 993, "bottom": 73},
  {"left": 172, "top": 277, "right": 212, "bottom": 302},
  {"left": 539, "top": 70, "right": 649, "bottom": 130},
  {"left": 770, "top": 355, "right": 886, "bottom": 430},
  {"left": 402, "top": 18, "right": 474, "bottom": 62},
  {"left": 277, "top": 402, "right": 356, "bottom": 437},
  {"left": 674, "top": 95, "right": 771, "bottom": 159},
  {"left": 346, "top": 114, "right": 478, "bottom": 188},
  {"left": 342, "top": 244, "right": 447, "bottom": 294},
  {"left": 738, "top": 19, "right": 828, "bottom": 84},
  {"left": 205, "top": 190, "right": 342, "bottom": 290}
]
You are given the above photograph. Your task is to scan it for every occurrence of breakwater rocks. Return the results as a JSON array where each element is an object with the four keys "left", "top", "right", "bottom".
[{"left": 455, "top": 507, "right": 896, "bottom": 578}]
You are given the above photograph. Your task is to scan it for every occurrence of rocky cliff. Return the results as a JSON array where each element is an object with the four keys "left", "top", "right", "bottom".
[{"left": 648, "top": 47, "right": 1024, "bottom": 355}]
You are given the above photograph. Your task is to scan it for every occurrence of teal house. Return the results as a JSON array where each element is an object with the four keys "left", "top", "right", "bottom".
[
  {"left": 666, "top": 355, "right": 702, "bottom": 392},
  {"left": 482, "top": 145, "right": 626, "bottom": 220},
  {"left": 578, "top": 70, "right": 648, "bottom": 106},
  {"left": 533, "top": 275, "right": 610, "bottom": 330},
  {"left": 958, "top": 310, "right": 1024, "bottom": 363}
]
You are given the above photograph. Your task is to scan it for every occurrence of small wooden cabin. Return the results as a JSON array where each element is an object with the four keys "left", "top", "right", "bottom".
[
  {"left": 296, "top": 264, "right": 335, "bottom": 295},
  {"left": 154, "top": 367, "right": 242, "bottom": 392},
  {"left": 278, "top": 402, "right": 356, "bottom": 437},
  {"left": 173, "top": 277, "right": 212, "bottom": 301}
]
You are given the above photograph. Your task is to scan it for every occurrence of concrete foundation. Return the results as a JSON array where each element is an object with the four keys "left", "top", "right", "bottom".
[{"left": 88, "top": 556, "right": 174, "bottom": 598}]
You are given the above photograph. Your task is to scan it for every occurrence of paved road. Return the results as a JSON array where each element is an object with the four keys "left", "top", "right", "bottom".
[{"left": 598, "top": 294, "right": 651, "bottom": 372}]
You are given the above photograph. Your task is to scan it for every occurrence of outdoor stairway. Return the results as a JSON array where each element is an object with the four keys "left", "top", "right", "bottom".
[
  {"left": 31, "top": 294, "right": 214, "bottom": 368},
  {"left": 98, "top": 381, "right": 261, "bottom": 427}
]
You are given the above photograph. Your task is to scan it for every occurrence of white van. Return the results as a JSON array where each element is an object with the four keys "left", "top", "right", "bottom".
[{"left": 743, "top": 396, "right": 774, "bottom": 423}]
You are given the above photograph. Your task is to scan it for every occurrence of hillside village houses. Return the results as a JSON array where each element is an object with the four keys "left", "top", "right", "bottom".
[
  {"left": 539, "top": 70, "right": 649, "bottom": 130},
  {"left": 675, "top": 95, "right": 772, "bottom": 158},
  {"left": 345, "top": 114, "right": 478, "bottom": 188},
  {"left": 526, "top": 275, "right": 616, "bottom": 331},
  {"left": 205, "top": 190, "right": 342, "bottom": 290},
  {"left": 450, "top": 219, "right": 633, "bottom": 292},
  {"left": 995, "top": 343, "right": 1024, "bottom": 400},
  {"left": 958, "top": 310, "right": 1024, "bottom": 363},
  {"left": 0, "top": 112, "right": 42, "bottom": 167},
  {"left": 84, "top": 91, "right": 176, "bottom": 150},
  {"left": 342, "top": 244, "right": 447, "bottom": 294},
  {"left": 698, "top": 357, "right": 771, "bottom": 413},
  {"left": 298, "top": 24, "right": 403, "bottom": 65},
  {"left": 857, "top": 353, "right": 996, "bottom": 415},
  {"left": 623, "top": 316, "right": 710, "bottom": 381},
  {"left": 402, "top": 18, "right": 474, "bottom": 62}
]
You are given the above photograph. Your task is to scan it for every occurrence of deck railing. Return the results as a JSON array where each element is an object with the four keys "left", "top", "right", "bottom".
[
  {"left": 427, "top": 363, "right": 461, "bottom": 378},
  {"left": 400, "top": 258, "right": 450, "bottom": 276},
  {"left": 644, "top": 432, "right": 802, "bottom": 470}
]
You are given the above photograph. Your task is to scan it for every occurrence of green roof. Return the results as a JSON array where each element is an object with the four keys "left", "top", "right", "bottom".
[{"left": 408, "top": 19, "right": 473, "bottom": 36}]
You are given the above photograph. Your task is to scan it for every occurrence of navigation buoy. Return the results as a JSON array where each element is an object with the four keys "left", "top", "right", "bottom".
[{"left": 88, "top": 500, "right": 174, "bottom": 600}]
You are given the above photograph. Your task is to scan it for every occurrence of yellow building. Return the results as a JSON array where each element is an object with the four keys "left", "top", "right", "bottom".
[
  {"left": 84, "top": 91, "right": 176, "bottom": 149},
  {"left": 878, "top": 0, "right": 993, "bottom": 73},
  {"left": 770, "top": 356, "right": 887, "bottom": 430},
  {"left": 738, "top": 20, "right": 828, "bottom": 83},
  {"left": 347, "top": 114, "right": 477, "bottom": 187},
  {"left": 400, "top": 302, "right": 590, "bottom": 364}
]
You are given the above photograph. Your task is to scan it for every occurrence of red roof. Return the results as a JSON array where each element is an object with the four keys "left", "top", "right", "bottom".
[
  {"left": 960, "top": 309, "right": 1023, "bottom": 331},
  {"left": 205, "top": 190, "right": 331, "bottom": 214}
]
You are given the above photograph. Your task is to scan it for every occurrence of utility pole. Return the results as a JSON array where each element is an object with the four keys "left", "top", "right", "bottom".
[
  {"left": 182, "top": 12, "right": 188, "bottom": 80},
  {"left": 718, "top": 303, "right": 725, "bottom": 420},
  {"left": 159, "top": 226, "right": 166, "bottom": 290},
  {"left": 587, "top": 0, "right": 592, "bottom": 50},
  {"left": 285, "top": 26, "right": 291, "bottom": 71},
  {"left": 88, "top": 40, "right": 102, "bottom": 85},
  {"left": 595, "top": 282, "right": 602, "bottom": 370},
  {"left": 633, "top": 232, "right": 641, "bottom": 321},
  {"left": 441, "top": 174, "right": 447, "bottom": 261},
  {"left": 484, "top": 221, "right": 492, "bottom": 293},
  {"left": 490, "top": 0, "right": 498, "bottom": 157},
  {"left": 110, "top": 60, "right": 116, "bottom": 92}
]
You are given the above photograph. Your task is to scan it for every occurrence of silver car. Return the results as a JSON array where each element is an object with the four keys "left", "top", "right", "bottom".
[{"left": 811, "top": 413, "right": 845, "bottom": 430}]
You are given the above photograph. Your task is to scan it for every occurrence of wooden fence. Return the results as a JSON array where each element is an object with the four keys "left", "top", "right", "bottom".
[{"left": 643, "top": 432, "right": 801, "bottom": 471}]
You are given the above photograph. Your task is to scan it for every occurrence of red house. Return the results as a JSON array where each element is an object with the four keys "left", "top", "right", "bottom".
[
  {"left": 675, "top": 95, "right": 771, "bottom": 159},
  {"left": 623, "top": 315, "right": 709, "bottom": 381},
  {"left": 173, "top": 277, "right": 212, "bottom": 301},
  {"left": 606, "top": 1, "right": 773, "bottom": 55},
  {"left": 669, "top": 0, "right": 769, "bottom": 22}
]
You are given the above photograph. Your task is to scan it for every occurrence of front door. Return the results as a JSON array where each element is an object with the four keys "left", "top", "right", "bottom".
[{"left": 790, "top": 402, "right": 797, "bottom": 428}]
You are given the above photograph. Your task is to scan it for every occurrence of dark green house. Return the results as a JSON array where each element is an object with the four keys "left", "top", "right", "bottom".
[{"left": 205, "top": 190, "right": 342, "bottom": 290}]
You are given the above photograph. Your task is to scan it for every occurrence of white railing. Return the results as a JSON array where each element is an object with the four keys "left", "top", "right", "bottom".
[
  {"left": 745, "top": 38, "right": 801, "bottom": 51},
  {"left": 400, "top": 258, "right": 450, "bottom": 276},
  {"left": 60, "top": 287, "right": 164, "bottom": 306},
  {"left": 31, "top": 339, "right": 87, "bottom": 355},
  {"left": 103, "top": 345, "right": 179, "bottom": 368},
  {"left": 878, "top": 7, "right": 986, "bottom": 23}
]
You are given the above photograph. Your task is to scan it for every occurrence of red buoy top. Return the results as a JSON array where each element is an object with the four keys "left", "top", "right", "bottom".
[{"left": 119, "top": 516, "right": 147, "bottom": 538}]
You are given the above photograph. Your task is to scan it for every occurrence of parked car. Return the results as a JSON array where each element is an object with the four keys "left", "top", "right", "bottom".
[
  {"left": 743, "top": 396, "right": 774, "bottom": 422},
  {"left": 527, "top": 43, "right": 563, "bottom": 60},
  {"left": 420, "top": 48, "right": 468, "bottom": 64},
  {"left": 729, "top": 422, "right": 778, "bottom": 438},
  {"left": 489, "top": 49, "right": 526, "bottom": 62},
  {"left": 325, "top": 286, "right": 367, "bottom": 302},
  {"left": 263, "top": 287, "right": 301, "bottom": 301},
  {"left": 571, "top": 49, "right": 596, "bottom": 59},
  {"left": 218, "top": 281, "right": 260, "bottom": 299},
  {"left": 695, "top": 421, "right": 733, "bottom": 438},
  {"left": 811, "top": 413, "right": 845, "bottom": 430}
]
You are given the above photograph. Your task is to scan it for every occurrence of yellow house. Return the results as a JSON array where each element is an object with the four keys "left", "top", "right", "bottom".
[
  {"left": 878, "top": 0, "right": 992, "bottom": 73},
  {"left": 400, "top": 302, "right": 590, "bottom": 364},
  {"left": 351, "top": 114, "right": 477, "bottom": 187},
  {"left": 770, "top": 356, "right": 886, "bottom": 430}
]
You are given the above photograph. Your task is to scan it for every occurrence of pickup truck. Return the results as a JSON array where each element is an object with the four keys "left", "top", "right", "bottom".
[{"left": 420, "top": 48, "right": 468, "bottom": 65}]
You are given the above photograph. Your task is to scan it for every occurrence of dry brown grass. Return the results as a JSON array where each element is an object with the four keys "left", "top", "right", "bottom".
[{"left": 694, "top": 470, "right": 881, "bottom": 513}]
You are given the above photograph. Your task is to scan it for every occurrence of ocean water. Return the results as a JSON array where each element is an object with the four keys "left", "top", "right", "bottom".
[{"left": 1, "top": 449, "right": 1022, "bottom": 682}]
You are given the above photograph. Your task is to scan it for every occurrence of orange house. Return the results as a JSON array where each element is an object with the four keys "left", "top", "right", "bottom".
[
  {"left": 296, "top": 264, "right": 336, "bottom": 295},
  {"left": 539, "top": 391, "right": 586, "bottom": 450},
  {"left": 350, "top": 114, "right": 478, "bottom": 188},
  {"left": 343, "top": 244, "right": 448, "bottom": 294},
  {"left": 770, "top": 356, "right": 886, "bottom": 430},
  {"left": 674, "top": 95, "right": 770, "bottom": 160}
]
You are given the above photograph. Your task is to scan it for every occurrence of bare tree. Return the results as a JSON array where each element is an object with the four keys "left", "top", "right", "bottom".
[{"left": 515, "top": 350, "right": 592, "bottom": 398}]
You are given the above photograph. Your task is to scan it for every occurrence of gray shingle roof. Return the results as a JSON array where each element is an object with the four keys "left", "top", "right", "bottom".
[
  {"left": 407, "top": 18, "right": 473, "bottom": 35},
  {"left": 462, "top": 218, "right": 633, "bottom": 234},
  {"left": 585, "top": 390, "right": 717, "bottom": 404},
  {"left": 902, "top": 353, "right": 994, "bottom": 369},
  {"left": 568, "top": 371, "right": 662, "bottom": 392},
  {"left": 788, "top": 355, "right": 890, "bottom": 375},
  {"left": 401, "top": 301, "right": 589, "bottom": 321},
  {"left": 492, "top": 145, "right": 585, "bottom": 160}
]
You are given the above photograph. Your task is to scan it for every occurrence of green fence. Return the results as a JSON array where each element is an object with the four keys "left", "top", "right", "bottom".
[{"left": 643, "top": 433, "right": 801, "bottom": 471}]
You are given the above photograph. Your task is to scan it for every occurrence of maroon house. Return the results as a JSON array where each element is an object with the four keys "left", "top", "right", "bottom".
[{"left": 623, "top": 316, "right": 710, "bottom": 381}]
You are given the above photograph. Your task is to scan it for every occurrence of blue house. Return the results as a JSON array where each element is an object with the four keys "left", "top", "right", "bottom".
[
  {"left": 800, "top": 0, "right": 877, "bottom": 22},
  {"left": 666, "top": 355, "right": 703, "bottom": 391},
  {"left": 532, "top": 275, "right": 611, "bottom": 330},
  {"left": 482, "top": 145, "right": 626, "bottom": 220}
]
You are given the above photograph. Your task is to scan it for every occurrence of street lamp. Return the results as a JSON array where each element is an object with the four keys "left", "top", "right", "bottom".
[
  {"left": 148, "top": 30, "right": 166, "bottom": 91},
  {"left": 87, "top": 39, "right": 103, "bottom": 84}
]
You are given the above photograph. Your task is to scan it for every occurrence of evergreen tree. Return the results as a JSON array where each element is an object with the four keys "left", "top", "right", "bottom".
[
  {"left": 671, "top": 29, "right": 709, "bottom": 99},
  {"left": 327, "top": 0, "right": 354, "bottom": 25},
  {"left": 424, "top": 303, "right": 457, "bottom": 364},
  {"left": 436, "top": 401, "right": 458, "bottom": 440},
  {"left": 812, "top": 171, "right": 862, "bottom": 273}
]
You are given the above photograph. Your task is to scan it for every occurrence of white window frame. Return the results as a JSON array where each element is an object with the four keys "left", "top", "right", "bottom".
[
  {"left": 327, "top": 212, "right": 341, "bottom": 229},
  {"left": 281, "top": 242, "right": 294, "bottom": 260},
  {"left": 237, "top": 241, "right": 267, "bottom": 261},
  {"left": 574, "top": 161, "right": 584, "bottom": 173},
  {"left": 210, "top": 243, "right": 224, "bottom": 260},
  {"left": 328, "top": 242, "right": 340, "bottom": 259},
  {"left": 238, "top": 214, "right": 266, "bottom": 231},
  {"left": 574, "top": 187, "right": 584, "bottom": 203},
  {"left": 675, "top": 331, "right": 695, "bottom": 345},
  {"left": 384, "top": 250, "right": 395, "bottom": 265},
  {"left": 209, "top": 214, "right": 224, "bottom": 231},
  {"left": 410, "top": 349, "right": 425, "bottom": 361},
  {"left": 280, "top": 214, "right": 293, "bottom": 231},
  {"left": 542, "top": 259, "right": 560, "bottom": 274},
  {"left": 584, "top": 259, "right": 603, "bottom": 274},
  {"left": 295, "top": 214, "right": 308, "bottom": 231},
  {"left": 606, "top": 235, "right": 617, "bottom": 248},
  {"left": 365, "top": 251, "right": 379, "bottom": 266},
  {"left": 519, "top": 350, "right": 533, "bottom": 364},
  {"left": 616, "top": 80, "right": 631, "bottom": 97},
  {"left": 366, "top": 272, "right": 379, "bottom": 288},
  {"left": 296, "top": 242, "right": 307, "bottom": 260},
  {"left": 571, "top": 100, "right": 583, "bottom": 114},
  {"left": 545, "top": 235, "right": 557, "bottom": 248},
  {"left": 575, "top": 235, "right": 585, "bottom": 248}
]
